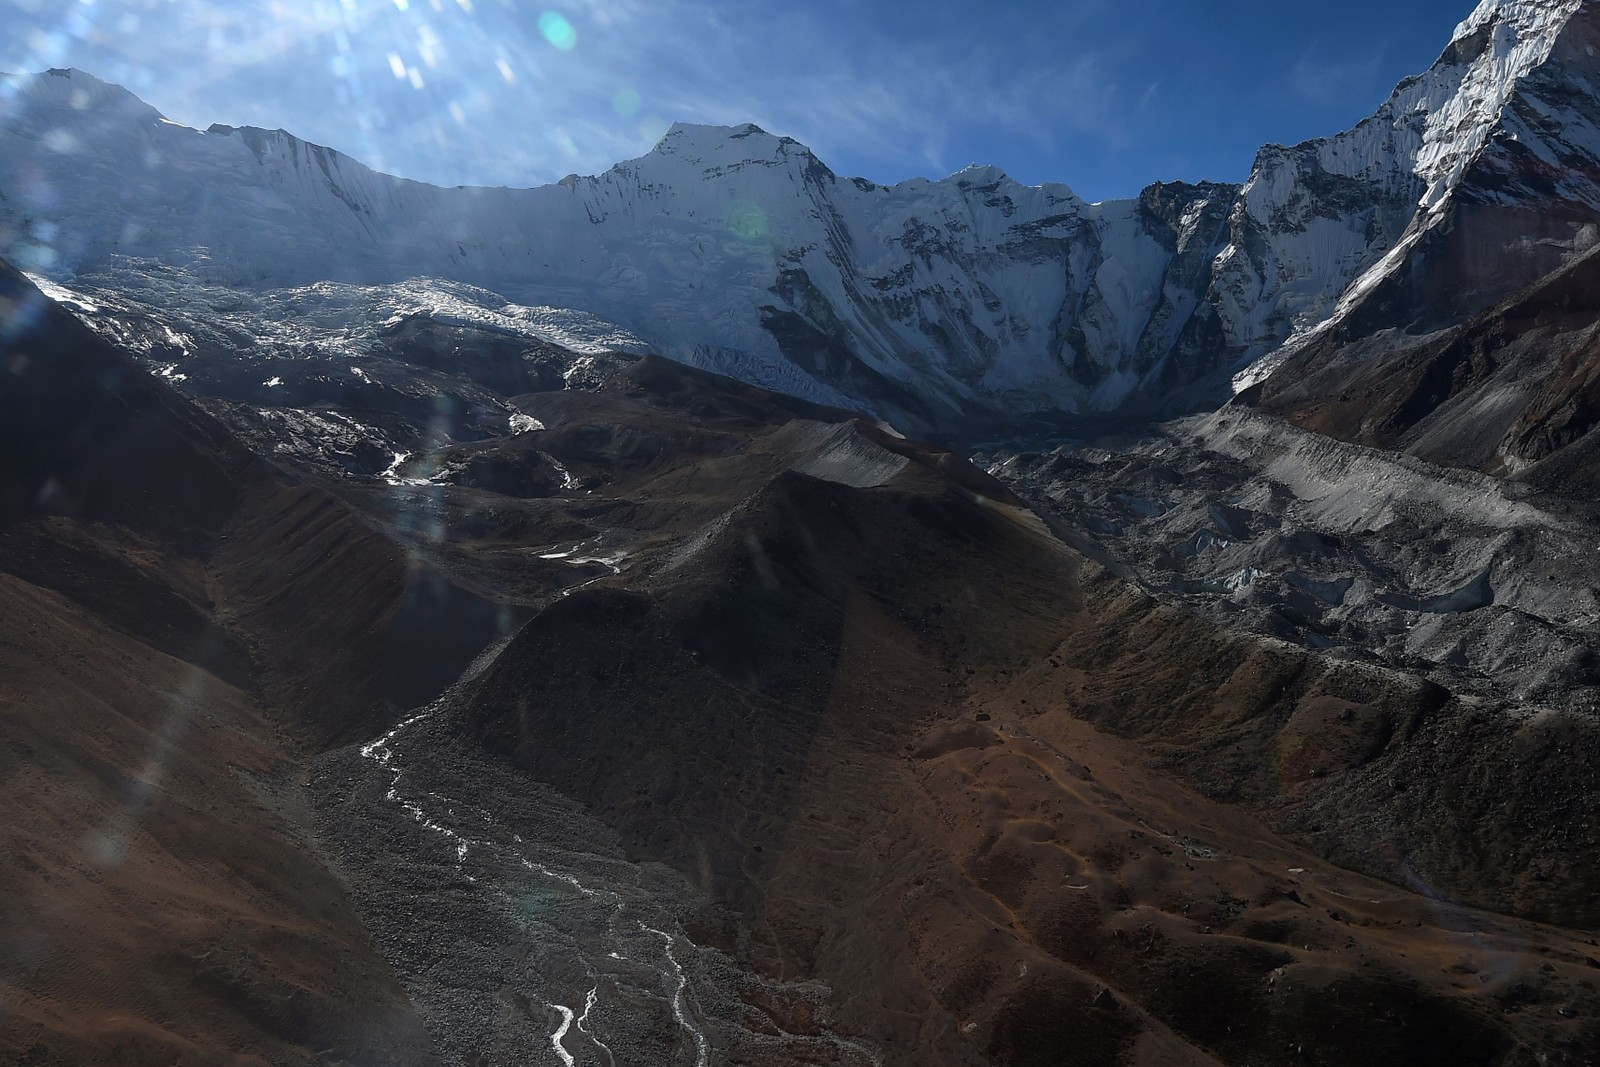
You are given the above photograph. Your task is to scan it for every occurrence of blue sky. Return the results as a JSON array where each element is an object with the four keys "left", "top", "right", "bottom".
[{"left": 2, "top": 0, "right": 1478, "bottom": 201}]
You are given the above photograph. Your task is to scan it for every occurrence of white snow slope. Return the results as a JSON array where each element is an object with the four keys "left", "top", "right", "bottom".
[{"left": 2, "top": 0, "right": 1598, "bottom": 426}]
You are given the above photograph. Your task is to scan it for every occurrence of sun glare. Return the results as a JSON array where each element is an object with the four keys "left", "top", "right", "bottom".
[{"left": 0, "top": 0, "right": 678, "bottom": 193}]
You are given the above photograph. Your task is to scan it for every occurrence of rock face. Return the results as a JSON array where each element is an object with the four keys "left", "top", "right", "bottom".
[
  {"left": 1245, "top": 238, "right": 1600, "bottom": 485},
  {"left": 6, "top": 2, "right": 1600, "bottom": 431},
  {"left": 1227, "top": 2, "right": 1600, "bottom": 503},
  {"left": 1297, "top": 0, "right": 1600, "bottom": 341}
]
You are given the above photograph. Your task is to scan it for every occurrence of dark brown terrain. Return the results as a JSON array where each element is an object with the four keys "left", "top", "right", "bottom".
[
  {"left": 448, "top": 401, "right": 1600, "bottom": 1065},
  {"left": 1244, "top": 239, "right": 1600, "bottom": 495},
  {"left": 0, "top": 260, "right": 473, "bottom": 1065},
  {"left": 3, "top": 258, "right": 1599, "bottom": 1066}
]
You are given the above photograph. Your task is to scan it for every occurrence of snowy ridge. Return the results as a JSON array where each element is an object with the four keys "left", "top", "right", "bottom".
[
  {"left": 1416, "top": 0, "right": 1584, "bottom": 202},
  {"left": 1217, "top": 0, "right": 1593, "bottom": 369},
  {"left": 5, "top": 3, "right": 1600, "bottom": 427},
  {"left": 1235, "top": 0, "right": 1600, "bottom": 391},
  {"left": 374, "top": 280, "right": 655, "bottom": 358}
]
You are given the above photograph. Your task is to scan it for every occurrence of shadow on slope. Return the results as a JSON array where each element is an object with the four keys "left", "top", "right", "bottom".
[
  {"left": 0, "top": 259, "right": 530, "bottom": 1063},
  {"left": 1247, "top": 240, "right": 1600, "bottom": 498},
  {"left": 435, "top": 370, "right": 1597, "bottom": 1066}
]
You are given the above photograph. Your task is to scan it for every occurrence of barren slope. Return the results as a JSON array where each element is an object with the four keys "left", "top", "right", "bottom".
[
  {"left": 0, "top": 260, "right": 495, "bottom": 1063},
  {"left": 389, "top": 358, "right": 1600, "bottom": 1066},
  {"left": 1245, "top": 239, "right": 1600, "bottom": 492}
]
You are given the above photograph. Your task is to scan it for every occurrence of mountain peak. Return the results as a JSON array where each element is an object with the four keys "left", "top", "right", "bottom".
[
  {"left": 665, "top": 120, "right": 771, "bottom": 139},
  {"left": 1455, "top": 0, "right": 1585, "bottom": 41},
  {"left": 949, "top": 163, "right": 1013, "bottom": 186},
  {"left": 652, "top": 121, "right": 815, "bottom": 164},
  {"left": 2, "top": 67, "right": 159, "bottom": 121},
  {"left": 1403, "top": 0, "right": 1593, "bottom": 207},
  {"left": 43, "top": 66, "right": 106, "bottom": 85}
]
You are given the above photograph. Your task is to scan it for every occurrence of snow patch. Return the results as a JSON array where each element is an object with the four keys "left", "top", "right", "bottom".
[{"left": 23, "top": 271, "right": 99, "bottom": 312}]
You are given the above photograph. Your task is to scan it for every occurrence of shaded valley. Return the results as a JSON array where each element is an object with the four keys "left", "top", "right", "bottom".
[{"left": 6, "top": 255, "right": 1597, "bottom": 1063}]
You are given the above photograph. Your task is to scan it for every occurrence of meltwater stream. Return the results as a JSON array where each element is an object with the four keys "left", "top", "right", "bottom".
[
  {"left": 320, "top": 693, "right": 883, "bottom": 1066},
  {"left": 311, "top": 545, "right": 880, "bottom": 1066},
  {"left": 350, "top": 709, "right": 713, "bottom": 1066}
]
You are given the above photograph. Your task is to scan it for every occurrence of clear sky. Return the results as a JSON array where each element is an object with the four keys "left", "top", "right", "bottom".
[{"left": 2, "top": 0, "right": 1481, "bottom": 202}]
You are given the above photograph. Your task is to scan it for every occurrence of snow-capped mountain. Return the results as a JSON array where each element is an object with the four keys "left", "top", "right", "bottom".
[
  {"left": 4, "top": 0, "right": 1599, "bottom": 430},
  {"left": 1236, "top": 0, "right": 1600, "bottom": 388}
]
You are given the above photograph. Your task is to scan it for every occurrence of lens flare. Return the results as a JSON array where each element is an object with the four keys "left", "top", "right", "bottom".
[
  {"left": 638, "top": 115, "right": 669, "bottom": 145},
  {"left": 611, "top": 88, "right": 640, "bottom": 118},
  {"left": 537, "top": 12, "right": 576, "bottom": 51},
  {"left": 727, "top": 203, "right": 769, "bottom": 242}
]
